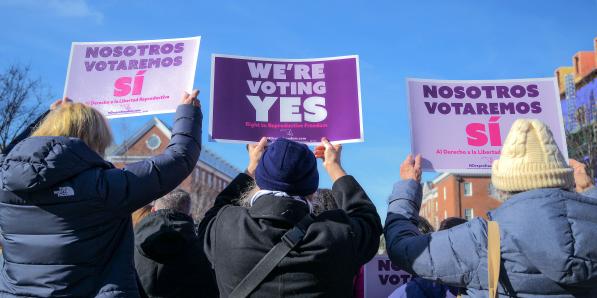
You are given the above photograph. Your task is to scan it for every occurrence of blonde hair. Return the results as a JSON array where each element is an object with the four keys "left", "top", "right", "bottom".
[
  {"left": 32, "top": 103, "right": 113, "bottom": 155},
  {"left": 132, "top": 205, "right": 153, "bottom": 227}
]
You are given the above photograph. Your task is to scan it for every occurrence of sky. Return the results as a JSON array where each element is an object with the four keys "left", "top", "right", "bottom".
[{"left": 0, "top": 0, "right": 596, "bottom": 221}]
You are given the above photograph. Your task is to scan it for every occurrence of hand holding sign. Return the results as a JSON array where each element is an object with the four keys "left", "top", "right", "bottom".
[
  {"left": 569, "top": 159, "right": 594, "bottom": 193},
  {"left": 314, "top": 137, "right": 346, "bottom": 182},
  {"left": 245, "top": 137, "right": 268, "bottom": 178},
  {"left": 50, "top": 97, "right": 73, "bottom": 110},
  {"left": 400, "top": 154, "right": 422, "bottom": 182},
  {"left": 181, "top": 89, "right": 200, "bottom": 107}
]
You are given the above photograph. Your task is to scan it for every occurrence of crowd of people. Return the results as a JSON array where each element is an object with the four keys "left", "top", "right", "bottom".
[{"left": 0, "top": 91, "right": 595, "bottom": 297}]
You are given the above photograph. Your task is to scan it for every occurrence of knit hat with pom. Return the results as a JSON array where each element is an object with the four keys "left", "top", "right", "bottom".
[{"left": 491, "top": 119, "right": 573, "bottom": 192}]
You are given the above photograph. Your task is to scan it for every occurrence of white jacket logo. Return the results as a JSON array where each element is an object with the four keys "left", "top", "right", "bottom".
[{"left": 53, "top": 187, "right": 75, "bottom": 197}]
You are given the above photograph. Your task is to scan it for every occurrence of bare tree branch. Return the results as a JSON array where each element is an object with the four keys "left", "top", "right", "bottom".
[{"left": 0, "top": 64, "right": 51, "bottom": 151}]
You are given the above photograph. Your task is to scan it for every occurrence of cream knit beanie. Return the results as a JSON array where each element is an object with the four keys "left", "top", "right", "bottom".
[{"left": 491, "top": 119, "right": 573, "bottom": 192}]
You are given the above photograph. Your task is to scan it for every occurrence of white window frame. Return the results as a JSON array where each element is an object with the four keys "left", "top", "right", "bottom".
[
  {"left": 443, "top": 187, "right": 447, "bottom": 200},
  {"left": 465, "top": 208, "right": 474, "bottom": 220},
  {"left": 464, "top": 182, "right": 473, "bottom": 196}
]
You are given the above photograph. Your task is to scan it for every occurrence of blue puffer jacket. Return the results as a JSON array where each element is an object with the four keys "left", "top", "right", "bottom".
[
  {"left": 0, "top": 104, "right": 201, "bottom": 297},
  {"left": 384, "top": 180, "right": 597, "bottom": 297}
]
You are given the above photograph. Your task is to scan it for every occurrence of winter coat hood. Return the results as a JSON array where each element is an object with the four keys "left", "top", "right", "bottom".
[
  {"left": 0, "top": 136, "right": 110, "bottom": 192},
  {"left": 134, "top": 209, "right": 196, "bottom": 262},
  {"left": 134, "top": 208, "right": 219, "bottom": 298}
]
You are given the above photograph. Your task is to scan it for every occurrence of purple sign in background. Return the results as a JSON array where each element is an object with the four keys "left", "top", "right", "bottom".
[
  {"left": 64, "top": 37, "right": 200, "bottom": 118},
  {"left": 210, "top": 55, "right": 363, "bottom": 144},
  {"left": 408, "top": 78, "right": 567, "bottom": 173},
  {"left": 363, "top": 255, "right": 412, "bottom": 298}
]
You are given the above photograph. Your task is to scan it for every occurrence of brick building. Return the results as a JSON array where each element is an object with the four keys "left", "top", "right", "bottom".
[
  {"left": 420, "top": 173, "right": 502, "bottom": 229},
  {"left": 555, "top": 37, "right": 597, "bottom": 179},
  {"left": 106, "top": 117, "right": 240, "bottom": 221}
]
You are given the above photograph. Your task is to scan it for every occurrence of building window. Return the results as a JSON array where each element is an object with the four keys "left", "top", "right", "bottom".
[
  {"left": 145, "top": 134, "right": 162, "bottom": 150},
  {"left": 465, "top": 208, "right": 474, "bottom": 220},
  {"left": 435, "top": 201, "right": 438, "bottom": 212},
  {"left": 443, "top": 187, "right": 447, "bottom": 200},
  {"left": 464, "top": 182, "right": 473, "bottom": 196},
  {"left": 444, "top": 210, "right": 448, "bottom": 219}
]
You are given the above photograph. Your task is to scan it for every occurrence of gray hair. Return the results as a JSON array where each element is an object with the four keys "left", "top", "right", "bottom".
[
  {"left": 238, "top": 181, "right": 259, "bottom": 208},
  {"left": 312, "top": 188, "right": 338, "bottom": 215},
  {"left": 237, "top": 181, "right": 316, "bottom": 209},
  {"left": 154, "top": 189, "right": 191, "bottom": 215},
  {"left": 488, "top": 182, "right": 520, "bottom": 202}
]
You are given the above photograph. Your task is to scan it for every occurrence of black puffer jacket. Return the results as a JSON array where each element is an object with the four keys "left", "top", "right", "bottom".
[{"left": 134, "top": 209, "right": 218, "bottom": 298}]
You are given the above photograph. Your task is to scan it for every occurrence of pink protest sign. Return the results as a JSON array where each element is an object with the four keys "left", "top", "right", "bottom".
[
  {"left": 209, "top": 54, "right": 364, "bottom": 144},
  {"left": 407, "top": 78, "right": 567, "bottom": 173},
  {"left": 363, "top": 255, "right": 413, "bottom": 298},
  {"left": 64, "top": 37, "right": 200, "bottom": 118}
]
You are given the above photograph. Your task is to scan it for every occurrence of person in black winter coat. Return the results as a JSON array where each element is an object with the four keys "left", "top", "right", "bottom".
[
  {"left": 134, "top": 189, "right": 218, "bottom": 298},
  {"left": 202, "top": 137, "right": 383, "bottom": 298},
  {"left": 0, "top": 91, "right": 202, "bottom": 298}
]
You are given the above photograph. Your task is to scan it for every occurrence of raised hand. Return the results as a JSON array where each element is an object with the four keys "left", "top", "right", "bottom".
[
  {"left": 246, "top": 137, "right": 268, "bottom": 177},
  {"left": 314, "top": 137, "right": 346, "bottom": 182},
  {"left": 400, "top": 154, "right": 422, "bottom": 182},
  {"left": 50, "top": 97, "right": 73, "bottom": 110},
  {"left": 569, "top": 159, "right": 594, "bottom": 193},
  {"left": 181, "top": 89, "right": 200, "bottom": 107}
]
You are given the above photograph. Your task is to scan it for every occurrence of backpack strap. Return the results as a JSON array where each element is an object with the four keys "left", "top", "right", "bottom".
[
  {"left": 229, "top": 214, "right": 315, "bottom": 298},
  {"left": 487, "top": 220, "right": 501, "bottom": 298}
]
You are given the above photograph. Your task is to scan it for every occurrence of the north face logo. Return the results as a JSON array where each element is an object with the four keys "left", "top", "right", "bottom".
[{"left": 53, "top": 187, "right": 75, "bottom": 197}]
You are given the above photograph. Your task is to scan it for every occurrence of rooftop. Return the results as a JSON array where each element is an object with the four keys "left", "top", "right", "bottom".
[{"left": 106, "top": 116, "right": 241, "bottom": 179}]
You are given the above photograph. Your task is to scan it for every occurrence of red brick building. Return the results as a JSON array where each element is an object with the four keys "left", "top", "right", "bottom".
[
  {"left": 420, "top": 173, "right": 502, "bottom": 229},
  {"left": 106, "top": 117, "right": 240, "bottom": 221}
]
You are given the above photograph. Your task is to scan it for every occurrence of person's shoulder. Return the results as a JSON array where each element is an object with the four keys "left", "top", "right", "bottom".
[
  {"left": 309, "top": 210, "right": 356, "bottom": 237},
  {"left": 490, "top": 188, "right": 597, "bottom": 240},
  {"left": 314, "top": 209, "right": 349, "bottom": 222},
  {"left": 212, "top": 205, "right": 250, "bottom": 223},
  {"left": 581, "top": 186, "right": 597, "bottom": 199},
  {"left": 217, "top": 204, "right": 247, "bottom": 214},
  {"left": 500, "top": 188, "right": 597, "bottom": 211}
]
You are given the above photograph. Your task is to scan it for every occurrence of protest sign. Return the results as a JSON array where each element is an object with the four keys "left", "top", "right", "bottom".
[
  {"left": 363, "top": 255, "right": 413, "bottom": 298},
  {"left": 209, "top": 54, "right": 363, "bottom": 144},
  {"left": 64, "top": 36, "right": 200, "bottom": 118},
  {"left": 407, "top": 78, "right": 567, "bottom": 172}
]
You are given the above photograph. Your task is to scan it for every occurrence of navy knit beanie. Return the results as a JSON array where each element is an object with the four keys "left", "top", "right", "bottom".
[{"left": 255, "top": 138, "right": 319, "bottom": 196}]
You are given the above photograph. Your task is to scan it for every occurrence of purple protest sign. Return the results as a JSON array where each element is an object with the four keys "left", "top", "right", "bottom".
[
  {"left": 407, "top": 78, "right": 567, "bottom": 173},
  {"left": 64, "top": 37, "right": 200, "bottom": 118},
  {"left": 363, "top": 255, "right": 413, "bottom": 298},
  {"left": 209, "top": 54, "right": 363, "bottom": 144}
]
